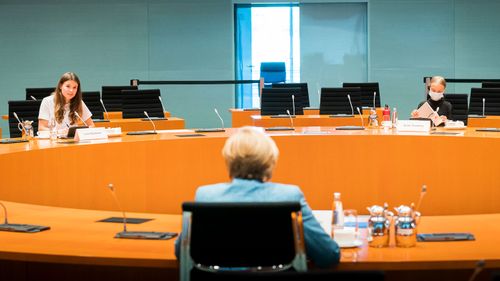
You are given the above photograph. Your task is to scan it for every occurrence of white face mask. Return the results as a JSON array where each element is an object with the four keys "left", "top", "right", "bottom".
[{"left": 429, "top": 90, "right": 444, "bottom": 101}]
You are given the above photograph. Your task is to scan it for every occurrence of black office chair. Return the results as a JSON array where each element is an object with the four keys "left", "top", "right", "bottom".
[
  {"left": 25, "top": 87, "right": 55, "bottom": 101},
  {"left": 469, "top": 88, "right": 500, "bottom": 116},
  {"left": 82, "top": 91, "right": 104, "bottom": 120},
  {"left": 180, "top": 202, "right": 307, "bottom": 281},
  {"left": 101, "top": 85, "right": 138, "bottom": 112},
  {"left": 272, "top": 83, "right": 310, "bottom": 108},
  {"left": 8, "top": 100, "right": 42, "bottom": 138},
  {"left": 319, "top": 87, "right": 362, "bottom": 115},
  {"left": 481, "top": 82, "right": 500, "bottom": 88},
  {"left": 261, "top": 88, "right": 303, "bottom": 116},
  {"left": 342, "top": 82, "right": 381, "bottom": 109},
  {"left": 192, "top": 270, "right": 385, "bottom": 281},
  {"left": 444, "top": 93, "right": 468, "bottom": 124},
  {"left": 121, "top": 89, "right": 164, "bottom": 119}
]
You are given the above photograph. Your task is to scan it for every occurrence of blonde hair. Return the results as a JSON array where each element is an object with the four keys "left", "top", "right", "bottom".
[
  {"left": 223, "top": 126, "right": 279, "bottom": 182},
  {"left": 430, "top": 76, "right": 447, "bottom": 88}
]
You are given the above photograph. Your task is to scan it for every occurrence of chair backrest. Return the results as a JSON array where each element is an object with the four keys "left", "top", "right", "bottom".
[
  {"left": 101, "top": 85, "right": 138, "bottom": 112},
  {"left": 481, "top": 82, "right": 500, "bottom": 88},
  {"left": 82, "top": 91, "right": 104, "bottom": 120},
  {"left": 25, "top": 87, "right": 55, "bottom": 101},
  {"left": 469, "top": 88, "right": 500, "bottom": 116},
  {"left": 180, "top": 202, "right": 306, "bottom": 281},
  {"left": 342, "top": 82, "right": 381, "bottom": 108},
  {"left": 260, "top": 62, "right": 286, "bottom": 84},
  {"left": 272, "top": 83, "right": 310, "bottom": 107},
  {"left": 319, "top": 87, "right": 362, "bottom": 115},
  {"left": 8, "top": 100, "right": 42, "bottom": 138},
  {"left": 261, "top": 88, "right": 304, "bottom": 116},
  {"left": 444, "top": 93, "right": 468, "bottom": 124},
  {"left": 121, "top": 89, "right": 164, "bottom": 119}
]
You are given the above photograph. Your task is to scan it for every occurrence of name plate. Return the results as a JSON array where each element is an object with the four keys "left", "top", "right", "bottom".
[
  {"left": 75, "top": 127, "right": 108, "bottom": 141},
  {"left": 396, "top": 120, "right": 430, "bottom": 132}
]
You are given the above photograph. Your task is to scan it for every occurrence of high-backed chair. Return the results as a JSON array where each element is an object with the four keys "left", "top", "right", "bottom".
[
  {"left": 121, "top": 89, "right": 164, "bottom": 119},
  {"left": 319, "top": 87, "right": 362, "bottom": 115},
  {"left": 180, "top": 202, "right": 307, "bottom": 281},
  {"left": 342, "top": 82, "right": 381, "bottom": 108},
  {"left": 272, "top": 83, "right": 310, "bottom": 107},
  {"left": 469, "top": 88, "right": 500, "bottom": 116},
  {"left": 261, "top": 88, "right": 303, "bottom": 116},
  {"left": 82, "top": 91, "right": 104, "bottom": 120},
  {"left": 25, "top": 87, "right": 55, "bottom": 101},
  {"left": 481, "top": 82, "right": 500, "bottom": 88},
  {"left": 8, "top": 100, "right": 42, "bottom": 138},
  {"left": 101, "top": 85, "right": 138, "bottom": 112},
  {"left": 260, "top": 62, "right": 286, "bottom": 85},
  {"left": 444, "top": 93, "right": 468, "bottom": 124}
]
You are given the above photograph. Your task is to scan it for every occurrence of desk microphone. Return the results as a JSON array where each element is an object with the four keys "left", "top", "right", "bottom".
[
  {"left": 100, "top": 98, "right": 110, "bottom": 120},
  {"left": 347, "top": 94, "right": 354, "bottom": 116},
  {"left": 482, "top": 98, "right": 486, "bottom": 117},
  {"left": 214, "top": 108, "right": 225, "bottom": 130},
  {"left": 74, "top": 112, "right": 88, "bottom": 127},
  {"left": 415, "top": 185, "right": 427, "bottom": 213},
  {"left": 0, "top": 201, "right": 50, "bottom": 233},
  {"left": 144, "top": 111, "right": 157, "bottom": 133},
  {"left": 286, "top": 109, "right": 294, "bottom": 130},
  {"left": 12, "top": 112, "right": 25, "bottom": 132},
  {"left": 30, "top": 95, "right": 37, "bottom": 101},
  {"left": 158, "top": 96, "right": 166, "bottom": 116},
  {"left": 105, "top": 183, "right": 177, "bottom": 240},
  {"left": 467, "top": 260, "right": 485, "bottom": 281},
  {"left": 373, "top": 92, "right": 376, "bottom": 109},
  {"left": 292, "top": 94, "right": 296, "bottom": 116},
  {"left": 356, "top": 107, "right": 364, "bottom": 127}
]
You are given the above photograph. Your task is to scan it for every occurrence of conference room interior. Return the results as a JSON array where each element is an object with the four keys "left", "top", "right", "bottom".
[{"left": 1, "top": 1, "right": 500, "bottom": 281}]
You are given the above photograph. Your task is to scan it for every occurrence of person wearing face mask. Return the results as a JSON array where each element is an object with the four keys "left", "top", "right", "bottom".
[
  {"left": 38, "top": 72, "right": 94, "bottom": 132},
  {"left": 411, "top": 76, "right": 452, "bottom": 124}
]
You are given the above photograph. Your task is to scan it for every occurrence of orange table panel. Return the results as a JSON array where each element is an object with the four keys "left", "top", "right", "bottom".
[
  {"left": 105, "top": 111, "right": 171, "bottom": 120},
  {"left": 251, "top": 114, "right": 368, "bottom": 127},
  {"left": 230, "top": 108, "right": 320, "bottom": 127},
  {"left": 0, "top": 128, "right": 498, "bottom": 216},
  {"left": 468, "top": 116, "right": 500, "bottom": 128},
  {"left": 93, "top": 117, "right": 184, "bottom": 132}
]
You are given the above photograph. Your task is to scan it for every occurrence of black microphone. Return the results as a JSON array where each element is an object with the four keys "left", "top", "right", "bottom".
[
  {"left": 100, "top": 98, "right": 110, "bottom": 121},
  {"left": 467, "top": 260, "right": 485, "bottom": 281},
  {"left": 335, "top": 106, "right": 365, "bottom": 131},
  {"left": 194, "top": 108, "right": 226, "bottom": 133},
  {"left": 74, "top": 111, "right": 88, "bottom": 127},
  {"left": 30, "top": 95, "right": 37, "bottom": 101},
  {"left": 482, "top": 98, "right": 486, "bottom": 117},
  {"left": 126, "top": 111, "right": 158, "bottom": 135},
  {"left": 347, "top": 94, "right": 354, "bottom": 116},
  {"left": 356, "top": 107, "right": 364, "bottom": 127},
  {"left": 0, "top": 201, "right": 50, "bottom": 233},
  {"left": 13, "top": 112, "right": 25, "bottom": 132},
  {"left": 286, "top": 109, "right": 295, "bottom": 130},
  {"left": 105, "top": 183, "right": 177, "bottom": 240}
]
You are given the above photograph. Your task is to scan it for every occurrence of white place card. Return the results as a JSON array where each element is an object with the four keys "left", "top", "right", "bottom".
[
  {"left": 75, "top": 127, "right": 108, "bottom": 141},
  {"left": 396, "top": 120, "right": 431, "bottom": 132}
]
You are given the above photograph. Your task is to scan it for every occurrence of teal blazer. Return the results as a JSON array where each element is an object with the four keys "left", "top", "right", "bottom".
[{"left": 175, "top": 178, "right": 340, "bottom": 268}]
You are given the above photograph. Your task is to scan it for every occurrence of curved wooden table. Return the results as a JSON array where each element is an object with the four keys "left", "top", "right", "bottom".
[{"left": 0, "top": 127, "right": 499, "bottom": 216}]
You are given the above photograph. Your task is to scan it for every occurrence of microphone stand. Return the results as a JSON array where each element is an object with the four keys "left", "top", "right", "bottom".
[{"left": 0, "top": 201, "right": 50, "bottom": 233}]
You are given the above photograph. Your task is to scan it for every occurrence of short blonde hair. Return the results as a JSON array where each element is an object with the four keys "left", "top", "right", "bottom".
[
  {"left": 223, "top": 126, "right": 279, "bottom": 182},
  {"left": 431, "top": 76, "right": 447, "bottom": 88}
]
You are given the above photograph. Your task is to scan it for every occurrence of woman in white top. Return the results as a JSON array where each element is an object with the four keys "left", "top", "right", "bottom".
[{"left": 38, "top": 72, "right": 94, "bottom": 131}]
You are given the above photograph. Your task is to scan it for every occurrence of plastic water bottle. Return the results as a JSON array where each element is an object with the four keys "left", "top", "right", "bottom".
[
  {"left": 392, "top": 107, "right": 398, "bottom": 128},
  {"left": 49, "top": 118, "right": 57, "bottom": 141},
  {"left": 331, "top": 192, "right": 344, "bottom": 238}
]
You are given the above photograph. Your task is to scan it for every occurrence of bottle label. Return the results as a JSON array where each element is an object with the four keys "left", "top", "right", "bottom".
[{"left": 397, "top": 228, "right": 414, "bottom": 236}]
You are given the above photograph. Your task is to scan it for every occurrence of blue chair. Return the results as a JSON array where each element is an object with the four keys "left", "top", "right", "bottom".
[{"left": 260, "top": 62, "right": 286, "bottom": 85}]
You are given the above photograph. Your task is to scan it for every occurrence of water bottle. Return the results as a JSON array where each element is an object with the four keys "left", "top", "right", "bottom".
[
  {"left": 392, "top": 107, "right": 398, "bottom": 128},
  {"left": 331, "top": 192, "right": 344, "bottom": 238},
  {"left": 49, "top": 118, "right": 57, "bottom": 141}
]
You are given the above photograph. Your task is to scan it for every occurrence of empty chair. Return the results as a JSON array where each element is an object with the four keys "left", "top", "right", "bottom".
[
  {"left": 342, "top": 82, "right": 381, "bottom": 108},
  {"left": 82, "top": 91, "right": 104, "bottom": 120},
  {"left": 469, "top": 88, "right": 500, "bottom": 116},
  {"left": 180, "top": 202, "right": 307, "bottom": 281},
  {"left": 121, "top": 89, "right": 164, "bottom": 119},
  {"left": 101, "top": 85, "right": 138, "bottom": 112},
  {"left": 8, "top": 100, "right": 42, "bottom": 138},
  {"left": 481, "top": 82, "right": 500, "bottom": 88},
  {"left": 25, "top": 87, "right": 55, "bottom": 101},
  {"left": 319, "top": 87, "right": 362, "bottom": 115},
  {"left": 260, "top": 88, "right": 303, "bottom": 116},
  {"left": 445, "top": 93, "right": 468, "bottom": 124},
  {"left": 272, "top": 83, "right": 310, "bottom": 107},
  {"left": 260, "top": 62, "right": 286, "bottom": 85}
]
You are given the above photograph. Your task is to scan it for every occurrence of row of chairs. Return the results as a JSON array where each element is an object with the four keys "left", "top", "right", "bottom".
[{"left": 8, "top": 87, "right": 166, "bottom": 138}]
